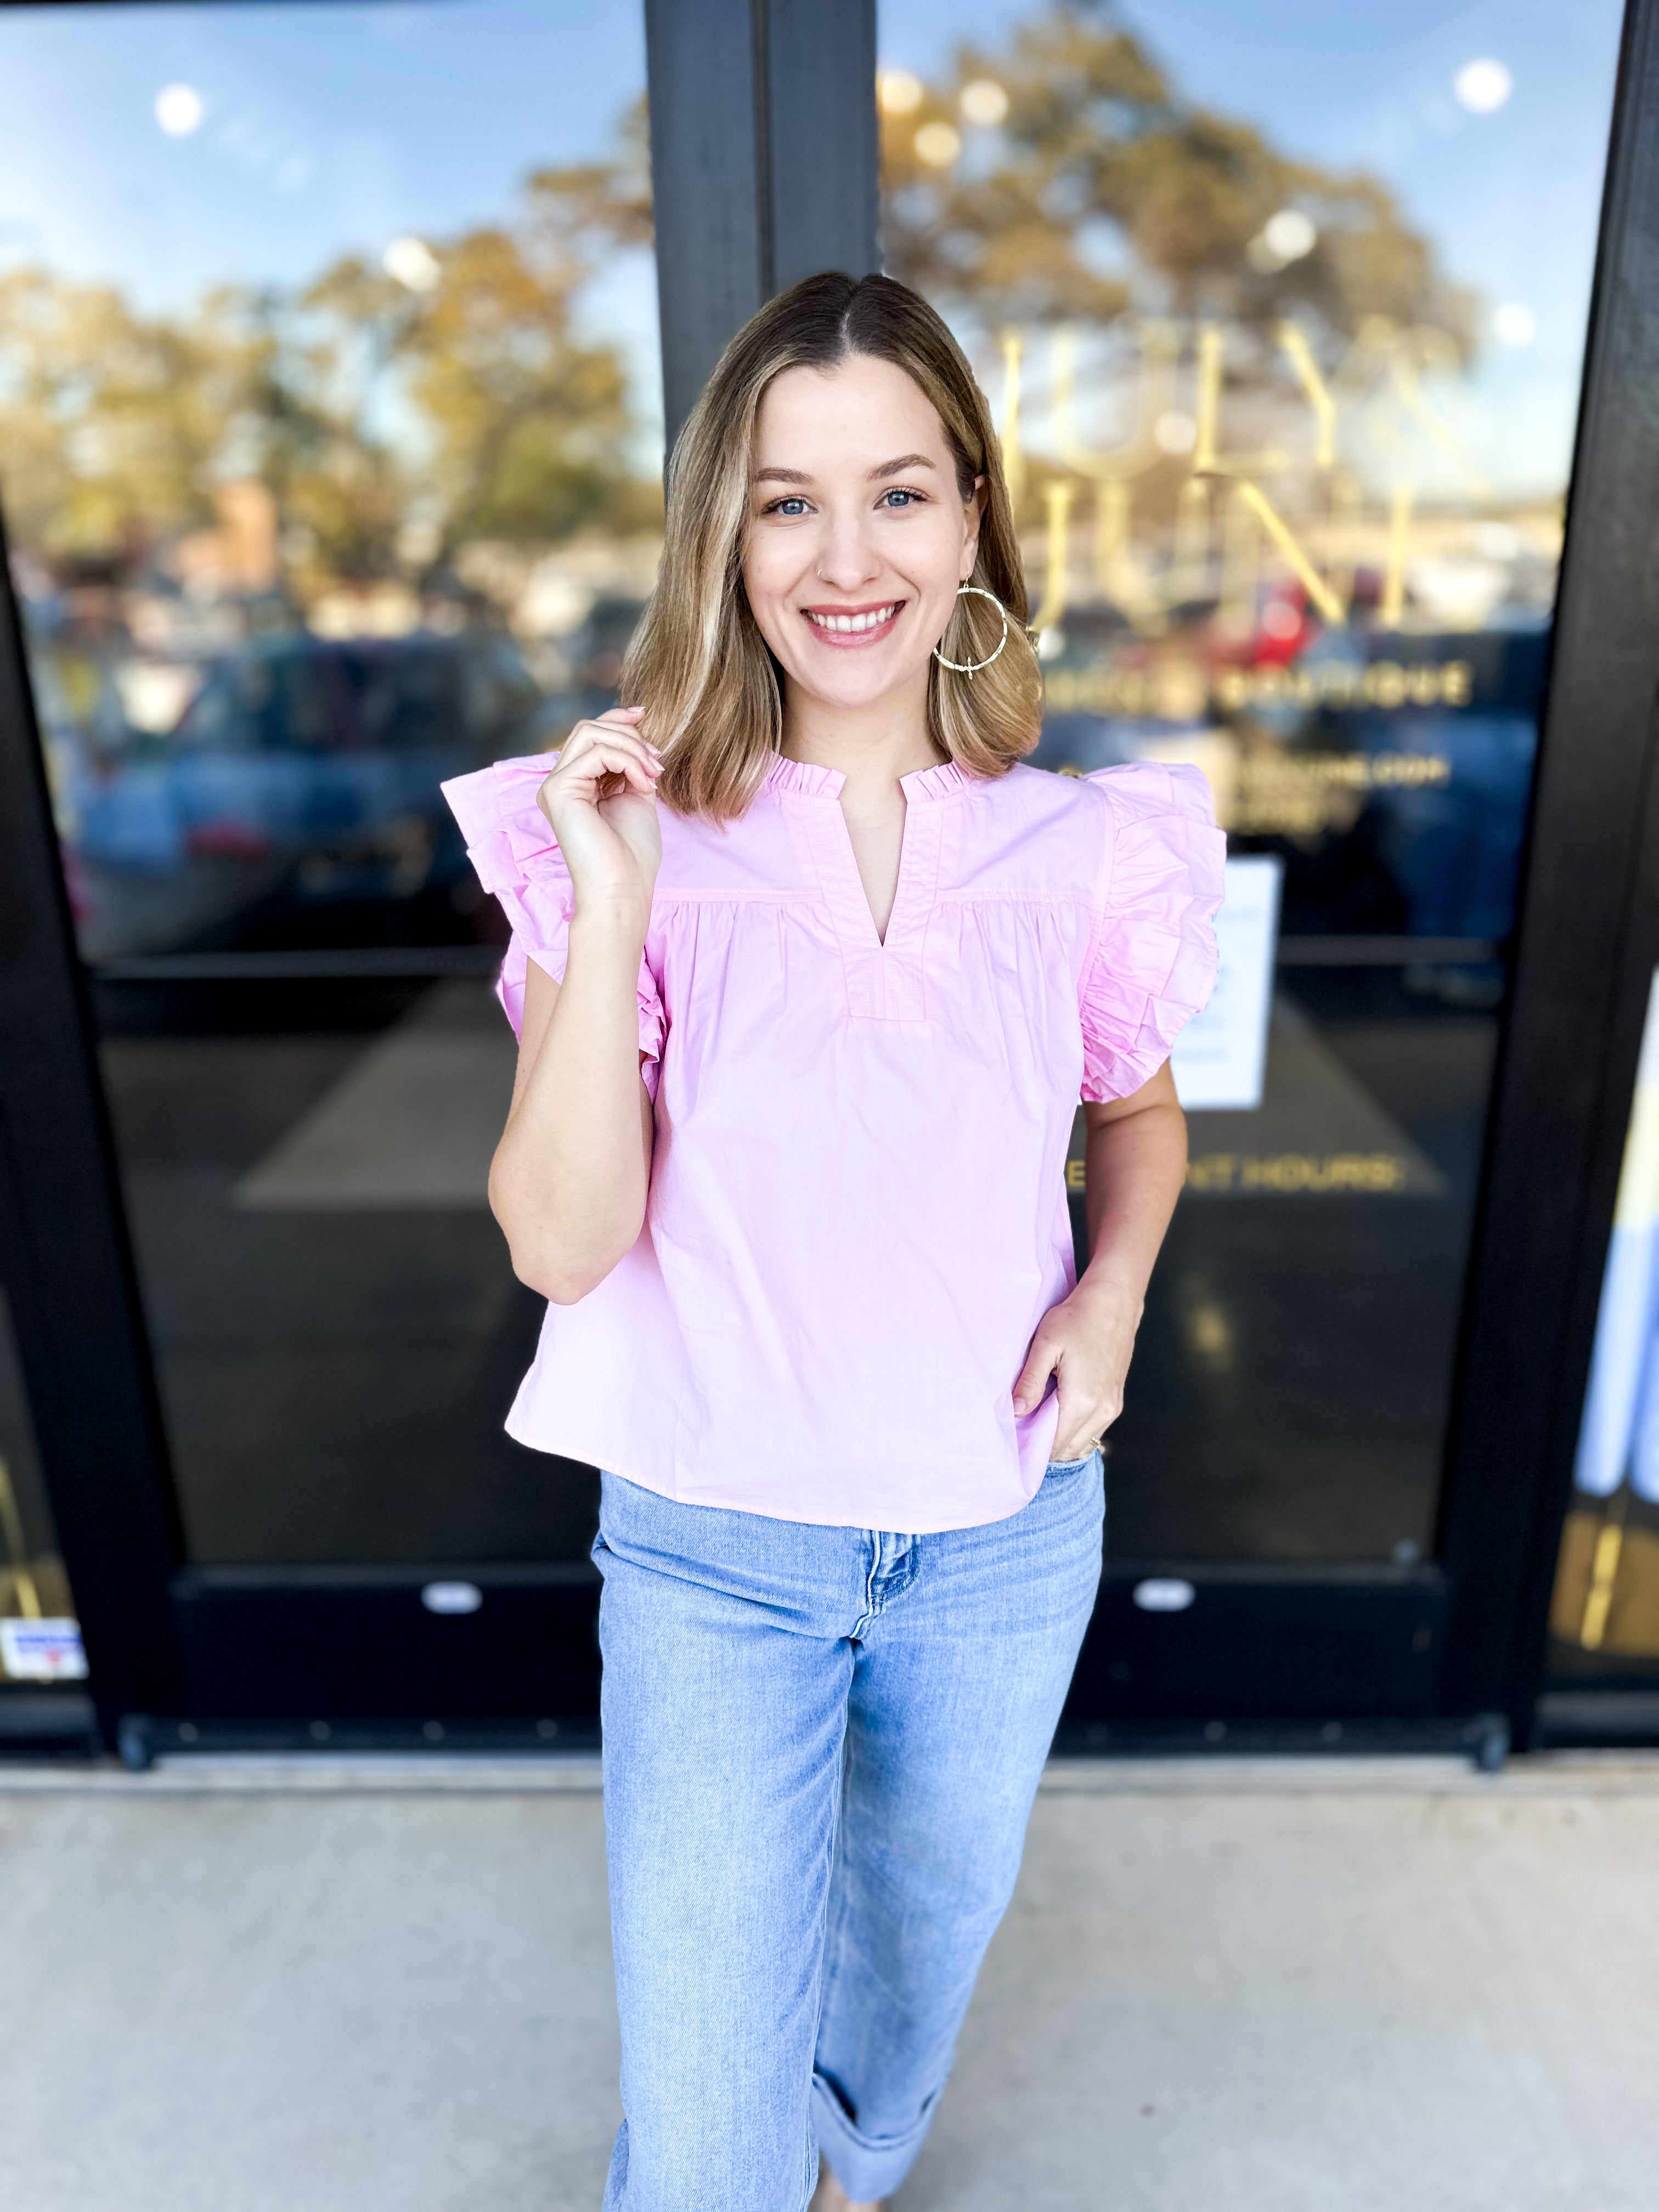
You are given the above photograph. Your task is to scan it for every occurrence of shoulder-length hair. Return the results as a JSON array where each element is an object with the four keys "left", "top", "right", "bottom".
[{"left": 620, "top": 270, "right": 1042, "bottom": 823}]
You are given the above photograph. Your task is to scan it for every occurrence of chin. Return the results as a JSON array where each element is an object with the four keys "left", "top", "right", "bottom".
[{"left": 787, "top": 653, "right": 933, "bottom": 713}]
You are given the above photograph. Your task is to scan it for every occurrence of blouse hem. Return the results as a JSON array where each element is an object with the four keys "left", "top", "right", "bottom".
[{"left": 504, "top": 1410, "right": 1048, "bottom": 1534}]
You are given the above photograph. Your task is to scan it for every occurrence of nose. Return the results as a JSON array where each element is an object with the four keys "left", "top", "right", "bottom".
[{"left": 813, "top": 505, "right": 882, "bottom": 592}]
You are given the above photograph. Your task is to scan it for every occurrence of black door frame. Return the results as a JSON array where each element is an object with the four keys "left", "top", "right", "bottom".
[
  {"left": 1442, "top": 0, "right": 1659, "bottom": 1746},
  {"left": 1, "top": 0, "right": 1656, "bottom": 1759}
]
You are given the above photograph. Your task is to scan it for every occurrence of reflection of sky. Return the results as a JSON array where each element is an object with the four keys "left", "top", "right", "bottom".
[
  {"left": 882, "top": 0, "right": 1623, "bottom": 499},
  {"left": 0, "top": 1, "right": 1624, "bottom": 498},
  {"left": 0, "top": 1, "right": 663, "bottom": 454}
]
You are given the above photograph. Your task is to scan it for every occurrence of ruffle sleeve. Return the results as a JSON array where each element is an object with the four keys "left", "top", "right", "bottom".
[
  {"left": 440, "top": 751, "right": 668, "bottom": 1101},
  {"left": 1077, "top": 761, "right": 1226, "bottom": 1103}
]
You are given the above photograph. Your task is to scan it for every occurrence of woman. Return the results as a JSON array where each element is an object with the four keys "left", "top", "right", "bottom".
[{"left": 443, "top": 271, "right": 1223, "bottom": 2211}]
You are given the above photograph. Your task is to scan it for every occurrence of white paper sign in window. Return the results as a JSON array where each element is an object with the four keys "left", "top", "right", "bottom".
[{"left": 1171, "top": 855, "right": 1282, "bottom": 1112}]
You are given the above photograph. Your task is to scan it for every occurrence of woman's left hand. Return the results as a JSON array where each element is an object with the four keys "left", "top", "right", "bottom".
[{"left": 1012, "top": 1274, "right": 1143, "bottom": 1459}]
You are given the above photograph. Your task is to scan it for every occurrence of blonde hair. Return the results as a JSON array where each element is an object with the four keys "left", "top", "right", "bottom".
[{"left": 620, "top": 271, "right": 1042, "bottom": 823}]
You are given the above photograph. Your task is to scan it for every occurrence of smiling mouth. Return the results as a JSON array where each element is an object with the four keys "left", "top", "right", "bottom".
[{"left": 802, "top": 600, "right": 905, "bottom": 642}]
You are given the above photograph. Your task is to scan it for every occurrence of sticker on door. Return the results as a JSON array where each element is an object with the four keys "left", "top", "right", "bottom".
[{"left": 1, "top": 1617, "right": 88, "bottom": 1680}]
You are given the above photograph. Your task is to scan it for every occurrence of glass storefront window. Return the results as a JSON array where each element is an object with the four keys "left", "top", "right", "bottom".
[
  {"left": 0, "top": 1, "right": 662, "bottom": 1565},
  {"left": 879, "top": 0, "right": 1623, "bottom": 1560}
]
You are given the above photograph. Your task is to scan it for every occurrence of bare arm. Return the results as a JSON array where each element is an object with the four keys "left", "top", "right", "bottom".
[
  {"left": 487, "top": 707, "right": 664, "bottom": 1304},
  {"left": 1012, "top": 1060, "right": 1189, "bottom": 1458}
]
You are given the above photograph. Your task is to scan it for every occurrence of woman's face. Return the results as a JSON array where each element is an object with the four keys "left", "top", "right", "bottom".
[{"left": 741, "top": 354, "right": 985, "bottom": 719}]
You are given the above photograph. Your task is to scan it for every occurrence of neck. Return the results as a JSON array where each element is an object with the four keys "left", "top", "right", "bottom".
[{"left": 779, "top": 671, "right": 947, "bottom": 802}]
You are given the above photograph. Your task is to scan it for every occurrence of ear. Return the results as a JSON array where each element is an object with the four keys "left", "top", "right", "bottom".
[{"left": 962, "top": 473, "right": 988, "bottom": 580}]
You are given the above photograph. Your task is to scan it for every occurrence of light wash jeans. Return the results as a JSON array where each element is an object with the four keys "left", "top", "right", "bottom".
[{"left": 591, "top": 1446, "right": 1105, "bottom": 2210}]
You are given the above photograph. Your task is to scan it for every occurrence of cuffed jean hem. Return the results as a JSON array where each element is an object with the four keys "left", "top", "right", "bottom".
[
  {"left": 810, "top": 2070, "right": 937, "bottom": 2202},
  {"left": 603, "top": 2115, "right": 822, "bottom": 2212}
]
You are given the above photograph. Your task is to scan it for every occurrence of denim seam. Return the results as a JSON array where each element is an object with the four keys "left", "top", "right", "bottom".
[
  {"left": 806, "top": 1717, "right": 852, "bottom": 2199},
  {"left": 883, "top": 1532, "right": 919, "bottom": 1605},
  {"left": 850, "top": 1531, "right": 882, "bottom": 1639},
  {"left": 811, "top": 1711, "right": 868, "bottom": 2193}
]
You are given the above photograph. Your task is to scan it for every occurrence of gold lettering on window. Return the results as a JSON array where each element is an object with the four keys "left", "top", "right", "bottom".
[{"left": 1004, "top": 315, "right": 1504, "bottom": 641}]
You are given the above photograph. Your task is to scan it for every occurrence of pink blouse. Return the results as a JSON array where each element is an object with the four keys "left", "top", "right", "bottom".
[{"left": 442, "top": 747, "right": 1223, "bottom": 1532}]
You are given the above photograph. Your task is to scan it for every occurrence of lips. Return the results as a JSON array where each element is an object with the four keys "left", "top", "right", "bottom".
[{"left": 802, "top": 600, "right": 904, "bottom": 646}]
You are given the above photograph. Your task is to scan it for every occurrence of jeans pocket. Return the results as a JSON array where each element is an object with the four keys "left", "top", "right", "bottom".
[{"left": 1044, "top": 1446, "right": 1102, "bottom": 1478}]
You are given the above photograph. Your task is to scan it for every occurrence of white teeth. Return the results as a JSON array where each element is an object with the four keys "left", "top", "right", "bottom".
[{"left": 807, "top": 603, "right": 899, "bottom": 634}]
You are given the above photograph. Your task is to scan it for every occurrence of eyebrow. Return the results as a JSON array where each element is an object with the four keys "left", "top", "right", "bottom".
[{"left": 751, "top": 453, "right": 941, "bottom": 487}]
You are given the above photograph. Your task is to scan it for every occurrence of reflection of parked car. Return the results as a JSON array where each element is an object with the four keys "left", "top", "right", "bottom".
[
  {"left": 562, "top": 595, "right": 647, "bottom": 692},
  {"left": 1342, "top": 622, "right": 1547, "bottom": 944},
  {"left": 1035, "top": 616, "right": 1551, "bottom": 947},
  {"left": 70, "top": 631, "right": 557, "bottom": 958}
]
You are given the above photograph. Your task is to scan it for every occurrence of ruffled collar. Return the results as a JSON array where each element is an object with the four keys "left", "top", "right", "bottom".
[{"left": 763, "top": 751, "right": 974, "bottom": 805}]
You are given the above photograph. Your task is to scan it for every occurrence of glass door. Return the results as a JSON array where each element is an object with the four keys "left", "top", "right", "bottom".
[
  {"left": 0, "top": 0, "right": 663, "bottom": 1734},
  {"left": 877, "top": 0, "right": 1626, "bottom": 1724}
]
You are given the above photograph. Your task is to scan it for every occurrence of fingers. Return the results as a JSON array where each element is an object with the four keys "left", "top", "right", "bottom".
[
  {"left": 587, "top": 705, "right": 661, "bottom": 758},
  {"left": 552, "top": 713, "right": 663, "bottom": 797},
  {"left": 1012, "top": 1345, "right": 1056, "bottom": 1415},
  {"left": 1052, "top": 1435, "right": 1103, "bottom": 1463},
  {"left": 561, "top": 739, "right": 662, "bottom": 795},
  {"left": 1049, "top": 1394, "right": 1120, "bottom": 1458},
  {"left": 537, "top": 753, "right": 660, "bottom": 836},
  {"left": 1014, "top": 1351, "right": 1118, "bottom": 1442}
]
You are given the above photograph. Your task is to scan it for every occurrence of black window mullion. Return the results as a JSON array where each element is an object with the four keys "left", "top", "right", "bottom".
[
  {"left": 761, "top": 0, "right": 879, "bottom": 299},
  {"left": 0, "top": 507, "right": 187, "bottom": 1733},
  {"left": 645, "top": 0, "right": 878, "bottom": 455}
]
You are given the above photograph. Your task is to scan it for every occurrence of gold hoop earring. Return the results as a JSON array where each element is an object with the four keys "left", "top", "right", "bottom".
[{"left": 932, "top": 583, "right": 1010, "bottom": 679}]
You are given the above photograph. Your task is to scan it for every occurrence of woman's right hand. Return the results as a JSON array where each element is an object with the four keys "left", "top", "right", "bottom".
[{"left": 536, "top": 706, "right": 663, "bottom": 923}]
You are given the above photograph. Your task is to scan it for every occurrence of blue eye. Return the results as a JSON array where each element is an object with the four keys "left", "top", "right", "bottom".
[
  {"left": 768, "top": 495, "right": 810, "bottom": 516},
  {"left": 881, "top": 488, "right": 922, "bottom": 507}
]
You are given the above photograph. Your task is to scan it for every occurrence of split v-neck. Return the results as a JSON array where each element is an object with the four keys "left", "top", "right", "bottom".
[{"left": 766, "top": 749, "right": 975, "bottom": 1022}]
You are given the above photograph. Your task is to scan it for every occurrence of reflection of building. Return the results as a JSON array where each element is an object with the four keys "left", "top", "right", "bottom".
[
  {"left": 0, "top": 0, "right": 1655, "bottom": 1763},
  {"left": 173, "top": 483, "right": 281, "bottom": 599}
]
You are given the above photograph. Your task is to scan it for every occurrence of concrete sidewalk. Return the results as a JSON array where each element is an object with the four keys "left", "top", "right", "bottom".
[{"left": 3, "top": 1754, "right": 1657, "bottom": 2210}]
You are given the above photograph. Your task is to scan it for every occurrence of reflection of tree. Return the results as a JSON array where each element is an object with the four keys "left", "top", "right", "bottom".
[
  {"left": 882, "top": 1, "right": 1475, "bottom": 352},
  {"left": 0, "top": 272, "right": 258, "bottom": 556},
  {"left": 404, "top": 230, "right": 644, "bottom": 545},
  {"left": 0, "top": 99, "right": 659, "bottom": 592},
  {"left": 875, "top": 3, "right": 1499, "bottom": 636}
]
